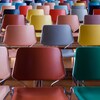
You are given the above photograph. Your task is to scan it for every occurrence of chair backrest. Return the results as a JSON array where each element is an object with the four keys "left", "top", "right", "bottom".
[
  {"left": 40, "top": 25, "right": 74, "bottom": 46},
  {"left": 26, "top": 9, "right": 44, "bottom": 22},
  {"left": 37, "top": 5, "right": 50, "bottom": 15},
  {"left": 0, "top": 3, "right": 11, "bottom": 10},
  {"left": 54, "top": 5, "right": 68, "bottom": 14},
  {"left": 13, "top": 47, "right": 65, "bottom": 80},
  {"left": 1, "top": 14, "right": 25, "bottom": 29},
  {"left": 73, "top": 47, "right": 100, "bottom": 81},
  {"left": 3, "top": 9, "right": 19, "bottom": 16},
  {"left": 78, "top": 25, "right": 100, "bottom": 46},
  {"left": 74, "top": 2, "right": 85, "bottom": 6},
  {"left": 50, "top": 9, "right": 66, "bottom": 24},
  {"left": 19, "top": 5, "right": 32, "bottom": 17},
  {"left": 3, "top": 25, "right": 37, "bottom": 46},
  {"left": 57, "top": 15, "right": 79, "bottom": 32},
  {"left": 93, "top": 9, "right": 100, "bottom": 15},
  {"left": 0, "top": 46, "right": 10, "bottom": 79},
  {"left": 1, "top": 5, "right": 15, "bottom": 14},
  {"left": 31, "top": 2, "right": 42, "bottom": 9},
  {"left": 71, "top": 5, "right": 85, "bottom": 9},
  {"left": 71, "top": 8, "right": 88, "bottom": 22},
  {"left": 15, "top": 2, "right": 26, "bottom": 9},
  {"left": 84, "top": 15, "right": 100, "bottom": 24},
  {"left": 44, "top": 2, "right": 55, "bottom": 9},
  {"left": 30, "top": 15, "right": 52, "bottom": 31}
]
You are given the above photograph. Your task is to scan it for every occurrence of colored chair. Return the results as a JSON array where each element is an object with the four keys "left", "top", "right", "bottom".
[
  {"left": 1, "top": 14, "right": 25, "bottom": 30},
  {"left": 57, "top": 15, "right": 80, "bottom": 33},
  {"left": 1, "top": 5, "right": 15, "bottom": 14},
  {"left": 88, "top": 2, "right": 100, "bottom": 14},
  {"left": 72, "top": 47, "right": 100, "bottom": 100},
  {"left": 93, "top": 9, "right": 100, "bottom": 15},
  {"left": 0, "top": 3, "right": 11, "bottom": 10},
  {"left": 44, "top": 2, "right": 55, "bottom": 9},
  {"left": 3, "top": 9, "right": 20, "bottom": 16},
  {"left": 57, "top": 15, "right": 79, "bottom": 42},
  {"left": 50, "top": 9, "right": 66, "bottom": 24},
  {"left": 84, "top": 15, "right": 100, "bottom": 24},
  {"left": 74, "top": 2, "right": 85, "bottom": 6},
  {"left": 78, "top": 25, "right": 100, "bottom": 46},
  {"left": 3, "top": 25, "right": 37, "bottom": 47},
  {"left": 26, "top": 9, "right": 44, "bottom": 22},
  {"left": 30, "top": 15, "right": 52, "bottom": 31},
  {"left": 11, "top": 47, "right": 68, "bottom": 100},
  {"left": 24, "top": 0, "right": 33, "bottom": 5},
  {"left": 54, "top": 5, "right": 68, "bottom": 14},
  {"left": 19, "top": 5, "right": 32, "bottom": 17},
  {"left": 31, "top": 2, "right": 42, "bottom": 9},
  {"left": 40, "top": 25, "right": 74, "bottom": 57},
  {"left": 15, "top": 2, "right": 26, "bottom": 9},
  {"left": 71, "top": 5, "right": 86, "bottom": 9},
  {"left": 71, "top": 8, "right": 88, "bottom": 22},
  {"left": 37, "top": 5, "right": 50, "bottom": 15},
  {"left": 0, "top": 0, "right": 10, "bottom": 3},
  {"left": 0, "top": 46, "right": 11, "bottom": 100}
]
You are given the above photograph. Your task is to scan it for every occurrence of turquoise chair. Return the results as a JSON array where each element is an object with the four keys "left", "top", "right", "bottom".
[
  {"left": 54, "top": 5, "right": 69, "bottom": 14},
  {"left": 72, "top": 47, "right": 100, "bottom": 100},
  {"left": 15, "top": 2, "right": 26, "bottom": 9}
]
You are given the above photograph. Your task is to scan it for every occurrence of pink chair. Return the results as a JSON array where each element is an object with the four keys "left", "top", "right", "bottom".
[
  {"left": 0, "top": 46, "right": 11, "bottom": 99},
  {"left": 3, "top": 25, "right": 37, "bottom": 47}
]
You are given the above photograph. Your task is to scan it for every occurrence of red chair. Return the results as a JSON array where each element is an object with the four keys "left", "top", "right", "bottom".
[
  {"left": 1, "top": 14, "right": 25, "bottom": 30},
  {"left": 93, "top": 9, "right": 100, "bottom": 15},
  {"left": 19, "top": 5, "right": 32, "bottom": 17},
  {"left": 11, "top": 47, "right": 69, "bottom": 100},
  {"left": 50, "top": 9, "right": 66, "bottom": 24}
]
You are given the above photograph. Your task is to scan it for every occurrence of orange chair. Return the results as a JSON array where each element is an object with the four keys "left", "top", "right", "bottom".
[
  {"left": 93, "top": 9, "right": 100, "bottom": 15},
  {"left": 11, "top": 47, "right": 69, "bottom": 100},
  {"left": 19, "top": 5, "right": 32, "bottom": 17},
  {"left": 3, "top": 25, "right": 37, "bottom": 47},
  {"left": 1, "top": 14, "right": 25, "bottom": 30},
  {"left": 37, "top": 5, "right": 50, "bottom": 15},
  {"left": 50, "top": 9, "right": 66, "bottom": 24}
]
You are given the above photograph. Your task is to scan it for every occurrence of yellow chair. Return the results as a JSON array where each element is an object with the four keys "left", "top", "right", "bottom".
[
  {"left": 30, "top": 15, "right": 52, "bottom": 41},
  {"left": 26, "top": 9, "right": 44, "bottom": 22},
  {"left": 78, "top": 25, "right": 100, "bottom": 46},
  {"left": 74, "top": 3, "right": 85, "bottom": 6}
]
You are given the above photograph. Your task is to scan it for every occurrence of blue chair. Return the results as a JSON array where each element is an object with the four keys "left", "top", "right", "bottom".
[
  {"left": 72, "top": 47, "right": 100, "bottom": 100},
  {"left": 15, "top": 2, "right": 26, "bottom": 9},
  {"left": 40, "top": 25, "right": 74, "bottom": 58},
  {"left": 0, "top": 3, "right": 11, "bottom": 10},
  {"left": 54, "top": 5, "right": 69, "bottom": 14},
  {"left": 0, "top": 0, "right": 10, "bottom": 3},
  {"left": 3, "top": 9, "right": 20, "bottom": 16},
  {"left": 88, "top": 1, "right": 100, "bottom": 14}
]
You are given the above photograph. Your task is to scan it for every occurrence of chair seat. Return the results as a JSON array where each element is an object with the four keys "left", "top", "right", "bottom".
[
  {"left": 0, "top": 86, "right": 10, "bottom": 100},
  {"left": 73, "top": 86, "right": 100, "bottom": 100},
  {"left": 12, "top": 87, "right": 68, "bottom": 100},
  {"left": 61, "top": 49, "right": 75, "bottom": 57}
]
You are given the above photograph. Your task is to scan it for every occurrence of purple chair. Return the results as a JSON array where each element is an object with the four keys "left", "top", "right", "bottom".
[{"left": 84, "top": 15, "right": 100, "bottom": 24}]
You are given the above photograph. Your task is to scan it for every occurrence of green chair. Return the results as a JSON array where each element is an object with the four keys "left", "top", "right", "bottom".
[{"left": 72, "top": 47, "right": 100, "bottom": 100}]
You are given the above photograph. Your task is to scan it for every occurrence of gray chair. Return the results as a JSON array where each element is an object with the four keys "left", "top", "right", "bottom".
[
  {"left": 71, "top": 5, "right": 86, "bottom": 9},
  {"left": 84, "top": 15, "right": 100, "bottom": 24},
  {"left": 71, "top": 8, "right": 88, "bottom": 22},
  {"left": 40, "top": 25, "right": 74, "bottom": 57}
]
